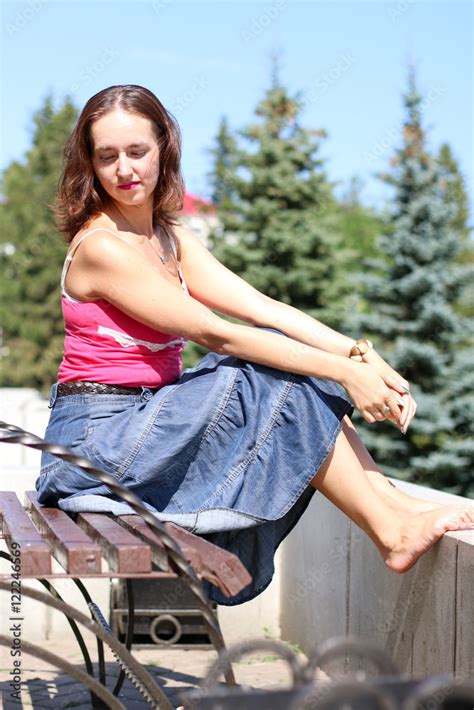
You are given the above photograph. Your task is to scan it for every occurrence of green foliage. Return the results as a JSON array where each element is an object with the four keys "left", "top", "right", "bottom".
[
  {"left": 208, "top": 115, "right": 240, "bottom": 214},
  {"left": 436, "top": 142, "right": 474, "bottom": 319},
  {"left": 348, "top": 66, "right": 473, "bottom": 497},
  {"left": 1, "top": 94, "right": 79, "bottom": 391},
  {"left": 206, "top": 73, "right": 354, "bottom": 330},
  {"left": 335, "top": 176, "right": 387, "bottom": 267}
]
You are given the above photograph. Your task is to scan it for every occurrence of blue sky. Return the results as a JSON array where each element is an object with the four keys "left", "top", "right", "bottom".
[{"left": 2, "top": 0, "right": 472, "bottom": 217}]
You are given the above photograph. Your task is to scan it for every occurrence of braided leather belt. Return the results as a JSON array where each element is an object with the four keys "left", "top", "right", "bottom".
[{"left": 56, "top": 381, "right": 158, "bottom": 397}]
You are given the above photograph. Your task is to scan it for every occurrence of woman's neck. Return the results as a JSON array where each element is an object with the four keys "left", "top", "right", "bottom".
[{"left": 107, "top": 201, "right": 154, "bottom": 237}]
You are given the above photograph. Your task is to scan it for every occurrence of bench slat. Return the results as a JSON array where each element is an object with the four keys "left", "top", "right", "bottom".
[
  {"left": 165, "top": 522, "right": 252, "bottom": 597},
  {"left": 76, "top": 513, "right": 152, "bottom": 573},
  {"left": 25, "top": 492, "right": 101, "bottom": 574},
  {"left": 117, "top": 515, "right": 252, "bottom": 597},
  {"left": 116, "top": 516, "right": 170, "bottom": 571},
  {"left": 6, "top": 492, "right": 252, "bottom": 597},
  {"left": 0, "top": 492, "right": 52, "bottom": 575}
]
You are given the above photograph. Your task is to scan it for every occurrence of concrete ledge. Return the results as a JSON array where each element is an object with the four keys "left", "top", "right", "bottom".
[{"left": 280, "top": 480, "right": 474, "bottom": 677}]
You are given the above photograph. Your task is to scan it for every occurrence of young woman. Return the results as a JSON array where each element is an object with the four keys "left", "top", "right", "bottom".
[{"left": 36, "top": 84, "right": 474, "bottom": 605}]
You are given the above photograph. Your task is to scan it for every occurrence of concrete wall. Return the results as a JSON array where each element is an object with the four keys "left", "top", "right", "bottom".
[{"left": 280, "top": 482, "right": 474, "bottom": 678}]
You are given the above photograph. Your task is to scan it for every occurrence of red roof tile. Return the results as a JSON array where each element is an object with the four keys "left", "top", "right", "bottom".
[{"left": 180, "top": 193, "right": 216, "bottom": 216}]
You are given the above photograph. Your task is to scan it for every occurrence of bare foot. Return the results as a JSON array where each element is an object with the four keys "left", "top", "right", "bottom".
[
  {"left": 383, "top": 505, "right": 474, "bottom": 574},
  {"left": 376, "top": 484, "right": 442, "bottom": 517},
  {"left": 390, "top": 495, "right": 442, "bottom": 517}
]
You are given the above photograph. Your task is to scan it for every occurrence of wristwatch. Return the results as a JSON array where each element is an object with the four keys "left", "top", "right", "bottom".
[{"left": 349, "top": 338, "right": 374, "bottom": 361}]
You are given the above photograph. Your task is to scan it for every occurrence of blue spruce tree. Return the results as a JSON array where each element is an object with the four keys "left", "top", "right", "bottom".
[{"left": 349, "top": 66, "right": 473, "bottom": 496}]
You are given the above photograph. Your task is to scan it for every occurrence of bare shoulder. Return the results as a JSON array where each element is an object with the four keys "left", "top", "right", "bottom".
[
  {"left": 71, "top": 220, "right": 130, "bottom": 261},
  {"left": 65, "top": 223, "right": 148, "bottom": 302},
  {"left": 173, "top": 221, "right": 210, "bottom": 263},
  {"left": 173, "top": 220, "right": 196, "bottom": 247},
  {"left": 68, "top": 217, "right": 107, "bottom": 249}
]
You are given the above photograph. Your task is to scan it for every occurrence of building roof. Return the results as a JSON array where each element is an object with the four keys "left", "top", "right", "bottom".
[{"left": 181, "top": 192, "right": 216, "bottom": 216}]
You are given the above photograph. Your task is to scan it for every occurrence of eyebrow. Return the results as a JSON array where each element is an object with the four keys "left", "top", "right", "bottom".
[{"left": 94, "top": 142, "right": 150, "bottom": 152}]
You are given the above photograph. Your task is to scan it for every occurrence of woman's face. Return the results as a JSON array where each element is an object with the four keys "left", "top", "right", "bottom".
[{"left": 91, "top": 109, "right": 160, "bottom": 207}]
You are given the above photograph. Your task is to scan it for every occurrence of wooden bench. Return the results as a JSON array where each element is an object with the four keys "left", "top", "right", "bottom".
[
  {"left": 0, "top": 491, "right": 250, "bottom": 594},
  {"left": 0, "top": 422, "right": 252, "bottom": 709}
]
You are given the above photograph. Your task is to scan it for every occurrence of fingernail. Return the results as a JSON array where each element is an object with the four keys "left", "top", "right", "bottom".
[{"left": 401, "top": 385, "right": 410, "bottom": 393}]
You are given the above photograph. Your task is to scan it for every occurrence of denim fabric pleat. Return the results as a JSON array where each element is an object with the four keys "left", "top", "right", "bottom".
[{"left": 36, "top": 327, "right": 354, "bottom": 605}]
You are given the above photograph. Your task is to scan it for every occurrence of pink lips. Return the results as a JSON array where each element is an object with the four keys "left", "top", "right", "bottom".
[{"left": 118, "top": 182, "right": 140, "bottom": 190}]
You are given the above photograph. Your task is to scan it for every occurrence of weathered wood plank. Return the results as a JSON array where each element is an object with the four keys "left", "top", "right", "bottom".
[
  {"left": 455, "top": 532, "right": 474, "bottom": 677},
  {"left": 117, "top": 515, "right": 252, "bottom": 596},
  {"left": 347, "top": 520, "right": 415, "bottom": 675},
  {"left": 165, "top": 522, "right": 252, "bottom": 597},
  {"left": 25, "top": 491, "right": 101, "bottom": 574},
  {"left": 76, "top": 513, "right": 151, "bottom": 573},
  {"left": 280, "top": 494, "right": 350, "bottom": 659},
  {"left": 116, "top": 515, "right": 170, "bottom": 571},
  {"left": 410, "top": 535, "right": 457, "bottom": 676},
  {"left": 0, "top": 491, "right": 51, "bottom": 575},
  {"left": 347, "top": 525, "right": 457, "bottom": 676}
]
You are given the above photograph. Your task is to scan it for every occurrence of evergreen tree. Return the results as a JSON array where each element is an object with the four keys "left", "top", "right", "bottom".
[
  {"left": 437, "top": 143, "right": 471, "bottom": 244},
  {"left": 336, "top": 175, "right": 386, "bottom": 269},
  {"left": 208, "top": 116, "right": 240, "bottom": 214},
  {"left": 1, "top": 94, "right": 78, "bottom": 391},
  {"left": 207, "top": 64, "right": 353, "bottom": 329},
  {"left": 348, "top": 66, "right": 473, "bottom": 496},
  {"left": 436, "top": 142, "right": 473, "bottom": 318}
]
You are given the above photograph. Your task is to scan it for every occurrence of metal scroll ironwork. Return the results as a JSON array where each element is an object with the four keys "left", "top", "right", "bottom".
[
  {"left": 0, "top": 420, "right": 237, "bottom": 707},
  {"left": 180, "top": 636, "right": 474, "bottom": 709}
]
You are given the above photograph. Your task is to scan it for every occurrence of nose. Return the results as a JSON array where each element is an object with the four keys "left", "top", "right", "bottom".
[{"left": 117, "top": 152, "right": 134, "bottom": 179}]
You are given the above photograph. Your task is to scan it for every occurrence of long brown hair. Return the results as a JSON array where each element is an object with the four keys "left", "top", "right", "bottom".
[{"left": 53, "top": 84, "right": 185, "bottom": 257}]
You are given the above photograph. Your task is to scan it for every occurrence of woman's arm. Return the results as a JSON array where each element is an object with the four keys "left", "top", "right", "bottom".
[
  {"left": 177, "top": 224, "right": 416, "bottom": 430},
  {"left": 177, "top": 223, "right": 354, "bottom": 356},
  {"left": 76, "top": 230, "right": 402, "bottom": 424},
  {"left": 255, "top": 298, "right": 356, "bottom": 357}
]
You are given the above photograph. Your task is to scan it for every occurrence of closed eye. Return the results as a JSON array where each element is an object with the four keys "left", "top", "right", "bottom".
[{"left": 98, "top": 152, "right": 146, "bottom": 162}]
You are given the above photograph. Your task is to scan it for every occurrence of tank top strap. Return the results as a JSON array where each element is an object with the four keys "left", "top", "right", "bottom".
[{"left": 60, "top": 227, "right": 127, "bottom": 293}]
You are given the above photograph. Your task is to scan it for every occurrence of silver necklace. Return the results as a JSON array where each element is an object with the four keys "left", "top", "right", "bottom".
[
  {"left": 112, "top": 210, "right": 169, "bottom": 264},
  {"left": 148, "top": 236, "right": 169, "bottom": 265}
]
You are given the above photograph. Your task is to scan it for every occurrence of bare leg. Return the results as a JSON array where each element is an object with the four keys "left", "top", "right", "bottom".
[
  {"left": 342, "top": 416, "right": 440, "bottom": 516},
  {"left": 310, "top": 418, "right": 474, "bottom": 573}
]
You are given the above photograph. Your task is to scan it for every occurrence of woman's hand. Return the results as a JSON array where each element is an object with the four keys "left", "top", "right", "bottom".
[
  {"left": 341, "top": 360, "right": 406, "bottom": 425},
  {"left": 397, "top": 391, "right": 417, "bottom": 434},
  {"left": 360, "top": 349, "right": 417, "bottom": 433}
]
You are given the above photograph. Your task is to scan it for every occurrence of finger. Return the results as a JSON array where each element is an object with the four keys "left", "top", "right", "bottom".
[
  {"left": 401, "top": 395, "right": 415, "bottom": 433},
  {"left": 398, "top": 393, "right": 409, "bottom": 428},
  {"left": 375, "top": 392, "right": 402, "bottom": 423},
  {"left": 384, "top": 374, "right": 410, "bottom": 395},
  {"left": 371, "top": 408, "right": 386, "bottom": 422},
  {"left": 385, "top": 393, "right": 402, "bottom": 422},
  {"left": 403, "top": 396, "right": 417, "bottom": 433},
  {"left": 363, "top": 411, "right": 377, "bottom": 424}
]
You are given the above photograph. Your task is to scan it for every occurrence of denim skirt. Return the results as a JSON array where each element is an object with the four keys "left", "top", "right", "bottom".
[{"left": 36, "top": 327, "right": 354, "bottom": 605}]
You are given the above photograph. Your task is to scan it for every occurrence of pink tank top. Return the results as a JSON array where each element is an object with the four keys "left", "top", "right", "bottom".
[{"left": 57, "top": 227, "right": 189, "bottom": 388}]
